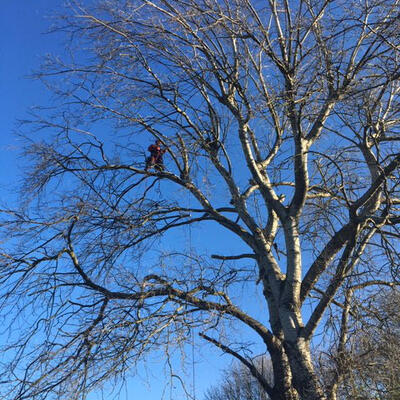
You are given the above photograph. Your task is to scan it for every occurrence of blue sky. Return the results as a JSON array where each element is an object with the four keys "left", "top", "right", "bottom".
[
  {"left": 0, "top": 2, "right": 235, "bottom": 399},
  {"left": 0, "top": 1, "right": 60, "bottom": 198}
]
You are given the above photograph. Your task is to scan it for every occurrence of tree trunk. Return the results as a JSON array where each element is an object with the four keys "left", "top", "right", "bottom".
[
  {"left": 269, "top": 344, "right": 300, "bottom": 400},
  {"left": 284, "top": 338, "right": 326, "bottom": 400}
]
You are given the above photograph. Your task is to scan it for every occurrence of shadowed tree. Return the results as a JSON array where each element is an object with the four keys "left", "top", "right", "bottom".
[
  {"left": 317, "top": 289, "right": 400, "bottom": 400},
  {"left": 349, "top": 290, "right": 400, "bottom": 399},
  {"left": 1, "top": 0, "right": 400, "bottom": 399}
]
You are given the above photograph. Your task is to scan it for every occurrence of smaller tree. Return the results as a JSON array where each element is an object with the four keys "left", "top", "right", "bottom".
[
  {"left": 205, "top": 357, "right": 273, "bottom": 400},
  {"left": 342, "top": 290, "right": 400, "bottom": 400},
  {"left": 316, "top": 289, "right": 400, "bottom": 400}
]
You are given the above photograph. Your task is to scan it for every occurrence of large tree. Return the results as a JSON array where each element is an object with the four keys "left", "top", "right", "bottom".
[{"left": 1, "top": 0, "right": 400, "bottom": 399}]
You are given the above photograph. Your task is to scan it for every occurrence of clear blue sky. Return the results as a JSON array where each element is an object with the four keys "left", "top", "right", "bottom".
[
  {"left": 0, "top": 2, "right": 236, "bottom": 399},
  {"left": 0, "top": 1, "right": 61, "bottom": 198}
]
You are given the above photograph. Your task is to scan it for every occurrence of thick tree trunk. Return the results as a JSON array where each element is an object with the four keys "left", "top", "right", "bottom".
[
  {"left": 269, "top": 345, "right": 300, "bottom": 400},
  {"left": 266, "top": 335, "right": 325, "bottom": 400},
  {"left": 284, "top": 338, "right": 326, "bottom": 400}
]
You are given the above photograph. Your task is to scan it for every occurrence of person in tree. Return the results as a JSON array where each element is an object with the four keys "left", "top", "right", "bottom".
[{"left": 145, "top": 139, "right": 167, "bottom": 171}]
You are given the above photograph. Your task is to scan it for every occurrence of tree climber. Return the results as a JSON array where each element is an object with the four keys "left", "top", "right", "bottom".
[
  {"left": 145, "top": 139, "right": 167, "bottom": 171},
  {"left": 204, "top": 135, "right": 220, "bottom": 153}
]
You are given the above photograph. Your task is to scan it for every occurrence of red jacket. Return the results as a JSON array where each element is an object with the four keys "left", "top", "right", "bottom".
[{"left": 148, "top": 144, "right": 166, "bottom": 157}]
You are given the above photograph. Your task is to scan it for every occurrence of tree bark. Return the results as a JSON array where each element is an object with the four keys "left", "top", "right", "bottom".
[
  {"left": 284, "top": 338, "right": 326, "bottom": 400},
  {"left": 269, "top": 344, "right": 300, "bottom": 400}
]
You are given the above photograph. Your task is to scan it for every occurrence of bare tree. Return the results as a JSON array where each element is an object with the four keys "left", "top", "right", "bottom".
[
  {"left": 347, "top": 291, "right": 400, "bottom": 399},
  {"left": 318, "top": 289, "right": 400, "bottom": 400},
  {"left": 1, "top": 0, "right": 400, "bottom": 399},
  {"left": 205, "top": 357, "right": 273, "bottom": 400}
]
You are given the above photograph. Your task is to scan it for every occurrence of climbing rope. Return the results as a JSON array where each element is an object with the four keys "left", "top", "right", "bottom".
[{"left": 187, "top": 189, "right": 197, "bottom": 400}]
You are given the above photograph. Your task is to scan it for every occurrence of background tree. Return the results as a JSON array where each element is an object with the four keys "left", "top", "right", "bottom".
[
  {"left": 203, "top": 291, "right": 400, "bottom": 400},
  {"left": 205, "top": 357, "right": 273, "bottom": 400},
  {"left": 319, "top": 289, "right": 400, "bottom": 400},
  {"left": 1, "top": 0, "right": 400, "bottom": 399}
]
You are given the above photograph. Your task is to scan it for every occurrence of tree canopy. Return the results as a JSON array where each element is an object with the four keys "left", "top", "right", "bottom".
[{"left": 1, "top": 1, "right": 400, "bottom": 399}]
